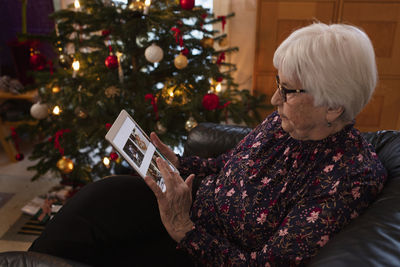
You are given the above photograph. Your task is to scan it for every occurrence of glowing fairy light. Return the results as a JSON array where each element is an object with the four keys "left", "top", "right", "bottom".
[
  {"left": 53, "top": 106, "right": 61, "bottom": 115},
  {"left": 72, "top": 60, "right": 80, "bottom": 71},
  {"left": 144, "top": 0, "right": 151, "bottom": 14},
  {"left": 72, "top": 59, "right": 80, "bottom": 78},
  {"left": 215, "top": 83, "right": 222, "bottom": 93},
  {"left": 103, "top": 157, "right": 110, "bottom": 167},
  {"left": 74, "top": 0, "right": 81, "bottom": 10}
]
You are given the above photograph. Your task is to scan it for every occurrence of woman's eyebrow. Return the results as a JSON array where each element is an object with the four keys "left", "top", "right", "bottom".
[{"left": 281, "top": 81, "right": 292, "bottom": 88}]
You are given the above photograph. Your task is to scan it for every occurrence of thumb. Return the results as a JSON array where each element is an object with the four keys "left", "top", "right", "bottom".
[{"left": 185, "top": 174, "right": 195, "bottom": 191}]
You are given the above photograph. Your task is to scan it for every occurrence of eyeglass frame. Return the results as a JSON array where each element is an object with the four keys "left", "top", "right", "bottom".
[{"left": 275, "top": 75, "right": 306, "bottom": 102}]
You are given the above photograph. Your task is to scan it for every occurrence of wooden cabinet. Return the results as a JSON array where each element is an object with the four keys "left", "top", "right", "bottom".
[{"left": 253, "top": 0, "right": 400, "bottom": 131}]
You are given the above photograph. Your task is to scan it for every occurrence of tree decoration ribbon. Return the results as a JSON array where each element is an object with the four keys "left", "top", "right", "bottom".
[
  {"left": 217, "top": 52, "right": 226, "bottom": 65},
  {"left": 10, "top": 126, "right": 23, "bottom": 154},
  {"left": 10, "top": 127, "right": 24, "bottom": 161},
  {"left": 49, "top": 129, "right": 71, "bottom": 156},
  {"left": 218, "top": 16, "right": 226, "bottom": 32},
  {"left": 145, "top": 93, "right": 159, "bottom": 119},
  {"left": 10, "top": 127, "right": 20, "bottom": 151},
  {"left": 48, "top": 60, "right": 54, "bottom": 75},
  {"left": 171, "top": 27, "right": 183, "bottom": 47}
]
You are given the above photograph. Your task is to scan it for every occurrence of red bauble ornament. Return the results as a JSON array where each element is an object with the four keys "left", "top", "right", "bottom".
[
  {"left": 102, "top": 30, "right": 111, "bottom": 37},
  {"left": 15, "top": 153, "right": 24, "bottom": 161},
  {"left": 105, "top": 55, "right": 118, "bottom": 69},
  {"left": 202, "top": 93, "right": 219, "bottom": 111},
  {"left": 180, "top": 0, "right": 194, "bottom": 10},
  {"left": 110, "top": 152, "right": 118, "bottom": 160},
  {"left": 30, "top": 53, "right": 47, "bottom": 71}
]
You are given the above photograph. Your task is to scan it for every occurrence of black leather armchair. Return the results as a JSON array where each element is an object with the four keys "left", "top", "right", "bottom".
[
  {"left": 184, "top": 123, "right": 400, "bottom": 267},
  {"left": 1, "top": 122, "right": 399, "bottom": 266}
]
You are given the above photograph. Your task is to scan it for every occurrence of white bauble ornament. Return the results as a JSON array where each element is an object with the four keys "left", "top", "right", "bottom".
[
  {"left": 145, "top": 44, "right": 164, "bottom": 63},
  {"left": 30, "top": 102, "right": 49, "bottom": 120},
  {"left": 174, "top": 53, "right": 188, "bottom": 69}
]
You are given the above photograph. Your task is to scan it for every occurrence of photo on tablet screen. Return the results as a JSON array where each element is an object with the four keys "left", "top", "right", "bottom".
[
  {"left": 146, "top": 162, "right": 166, "bottom": 192},
  {"left": 123, "top": 138, "right": 144, "bottom": 167},
  {"left": 129, "top": 128, "right": 149, "bottom": 153}
]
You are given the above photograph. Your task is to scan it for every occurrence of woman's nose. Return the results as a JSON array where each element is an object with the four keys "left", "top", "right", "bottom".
[{"left": 271, "top": 89, "right": 283, "bottom": 106}]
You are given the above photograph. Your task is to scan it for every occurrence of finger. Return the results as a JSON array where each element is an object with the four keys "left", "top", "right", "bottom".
[
  {"left": 144, "top": 175, "right": 164, "bottom": 200},
  {"left": 185, "top": 174, "right": 195, "bottom": 191},
  {"left": 150, "top": 132, "right": 164, "bottom": 149},
  {"left": 156, "top": 157, "right": 176, "bottom": 187}
]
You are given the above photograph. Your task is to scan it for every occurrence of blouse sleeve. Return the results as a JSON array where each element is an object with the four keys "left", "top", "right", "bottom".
[
  {"left": 178, "top": 168, "right": 386, "bottom": 266},
  {"left": 178, "top": 153, "right": 233, "bottom": 179}
]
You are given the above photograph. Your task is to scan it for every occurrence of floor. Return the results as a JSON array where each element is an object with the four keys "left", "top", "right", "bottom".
[{"left": 0, "top": 142, "right": 60, "bottom": 252}]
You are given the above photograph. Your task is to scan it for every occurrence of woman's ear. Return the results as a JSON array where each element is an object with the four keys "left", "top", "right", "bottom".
[{"left": 326, "top": 106, "right": 345, "bottom": 122}]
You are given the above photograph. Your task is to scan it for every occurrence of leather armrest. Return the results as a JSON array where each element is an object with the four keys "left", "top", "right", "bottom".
[
  {"left": 183, "top": 122, "right": 252, "bottom": 158},
  {"left": 0, "top": 251, "right": 89, "bottom": 267}
]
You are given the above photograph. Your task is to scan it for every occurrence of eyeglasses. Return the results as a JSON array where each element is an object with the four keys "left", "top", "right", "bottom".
[{"left": 276, "top": 75, "right": 306, "bottom": 102}]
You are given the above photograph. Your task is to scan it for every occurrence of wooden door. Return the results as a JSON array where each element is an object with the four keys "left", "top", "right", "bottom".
[
  {"left": 253, "top": 0, "right": 400, "bottom": 131},
  {"left": 340, "top": 1, "right": 400, "bottom": 131}
]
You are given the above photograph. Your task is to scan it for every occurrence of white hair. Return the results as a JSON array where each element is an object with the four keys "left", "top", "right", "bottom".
[{"left": 273, "top": 23, "right": 377, "bottom": 120}]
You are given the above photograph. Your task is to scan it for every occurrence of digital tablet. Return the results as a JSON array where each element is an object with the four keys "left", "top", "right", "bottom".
[{"left": 105, "top": 110, "right": 177, "bottom": 192}]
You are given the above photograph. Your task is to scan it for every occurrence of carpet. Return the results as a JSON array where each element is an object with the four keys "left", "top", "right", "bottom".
[
  {"left": 0, "top": 192, "right": 14, "bottom": 209},
  {"left": 1, "top": 214, "right": 45, "bottom": 242}
]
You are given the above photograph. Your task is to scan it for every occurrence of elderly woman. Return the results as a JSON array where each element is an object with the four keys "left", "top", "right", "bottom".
[
  {"left": 145, "top": 22, "right": 386, "bottom": 265},
  {"left": 30, "top": 23, "right": 386, "bottom": 266}
]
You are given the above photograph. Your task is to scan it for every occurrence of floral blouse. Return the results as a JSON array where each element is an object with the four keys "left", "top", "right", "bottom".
[{"left": 177, "top": 111, "right": 387, "bottom": 266}]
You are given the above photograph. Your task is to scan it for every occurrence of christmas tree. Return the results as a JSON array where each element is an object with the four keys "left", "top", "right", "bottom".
[{"left": 23, "top": 0, "right": 267, "bottom": 185}]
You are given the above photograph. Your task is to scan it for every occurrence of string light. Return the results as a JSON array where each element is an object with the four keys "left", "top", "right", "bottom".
[
  {"left": 53, "top": 106, "right": 61, "bottom": 115},
  {"left": 103, "top": 157, "right": 110, "bottom": 167},
  {"left": 144, "top": 0, "right": 151, "bottom": 14},
  {"left": 74, "top": 0, "right": 81, "bottom": 10},
  {"left": 72, "top": 60, "right": 80, "bottom": 71},
  {"left": 72, "top": 59, "right": 80, "bottom": 78},
  {"left": 215, "top": 83, "right": 222, "bottom": 93}
]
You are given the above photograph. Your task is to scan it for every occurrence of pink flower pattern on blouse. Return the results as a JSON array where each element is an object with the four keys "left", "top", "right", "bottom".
[{"left": 177, "top": 111, "right": 387, "bottom": 266}]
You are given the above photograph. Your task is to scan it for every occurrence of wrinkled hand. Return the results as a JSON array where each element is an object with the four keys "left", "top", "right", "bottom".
[
  {"left": 145, "top": 157, "right": 195, "bottom": 242},
  {"left": 150, "top": 132, "right": 179, "bottom": 169}
]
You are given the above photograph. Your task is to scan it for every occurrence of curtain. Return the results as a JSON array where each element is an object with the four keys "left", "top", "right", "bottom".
[{"left": 213, "top": 0, "right": 257, "bottom": 91}]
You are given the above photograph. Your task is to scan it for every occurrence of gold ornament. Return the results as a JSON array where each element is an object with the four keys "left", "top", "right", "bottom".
[
  {"left": 174, "top": 53, "right": 188, "bottom": 69},
  {"left": 201, "top": 37, "right": 214, "bottom": 48},
  {"left": 218, "top": 37, "right": 228, "bottom": 47},
  {"left": 185, "top": 116, "right": 198, "bottom": 132},
  {"left": 52, "top": 85, "right": 61, "bottom": 93},
  {"left": 57, "top": 156, "right": 74, "bottom": 174},
  {"left": 105, "top": 86, "right": 121, "bottom": 98},
  {"left": 161, "top": 79, "right": 191, "bottom": 106},
  {"left": 155, "top": 121, "right": 167, "bottom": 134},
  {"left": 74, "top": 106, "right": 88, "bottom": 119},
  {"left": 128, "top": 1, "right": 145, "bottom": 11}
]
